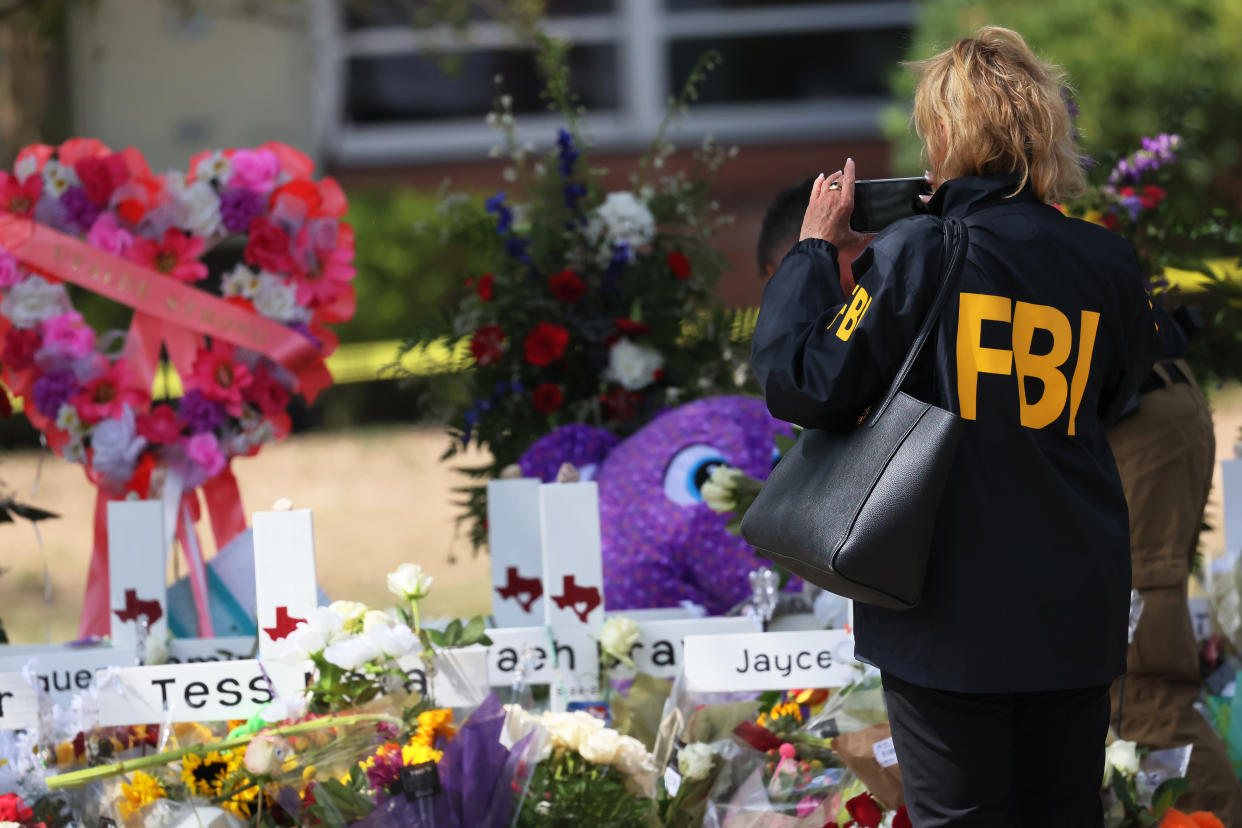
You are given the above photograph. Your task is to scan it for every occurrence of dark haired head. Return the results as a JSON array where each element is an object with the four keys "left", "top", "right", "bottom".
[{"left": 757, "top": 176, "right": 816, "bottom": 278}]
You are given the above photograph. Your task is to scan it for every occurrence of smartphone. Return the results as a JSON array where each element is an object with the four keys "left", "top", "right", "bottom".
[{"left": 849, "top": 177, "right": 933, "bottom": 234}]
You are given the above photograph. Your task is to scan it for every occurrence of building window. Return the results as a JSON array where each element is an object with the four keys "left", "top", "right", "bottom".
[{"left": 318, "top": 0, "right": 912, "bottom": 165}]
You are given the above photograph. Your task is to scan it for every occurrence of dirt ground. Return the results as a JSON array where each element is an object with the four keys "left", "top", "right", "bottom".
[{"left": 1, "top": 385, "right": 1241, "bottom": 646}]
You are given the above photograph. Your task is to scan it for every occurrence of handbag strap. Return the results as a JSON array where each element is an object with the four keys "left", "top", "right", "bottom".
[{"left": 865, "top": 216, "right": 969, "bottom": 426}]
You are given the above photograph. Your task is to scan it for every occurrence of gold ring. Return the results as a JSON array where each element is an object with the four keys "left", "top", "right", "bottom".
[{"left": 827, "top": 181, "right": 842, "bottom": 191}]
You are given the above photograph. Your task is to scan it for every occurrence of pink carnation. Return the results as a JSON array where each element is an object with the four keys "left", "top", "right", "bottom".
[
  {"left": 86, "top": 214, "right": 134, "bottom": 256},
  {"left": 0, "top": 249, "right": 21, "bottom": 287},
  {"left": 188, "top": 342, "right": 252, "bottom": 417},
  {"left": 38, "top": 311, "right": 95, "bottom": 360},
  {"left": 228, "top": 149, "right": 281, "bottom": 193},
  {"left": 184, "top": 432, "right": 226, "bottom": 478}
]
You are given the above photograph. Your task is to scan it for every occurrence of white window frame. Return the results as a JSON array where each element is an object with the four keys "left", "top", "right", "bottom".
[{"left": 310, "top": 0, "right": 914, "bottom": 167}]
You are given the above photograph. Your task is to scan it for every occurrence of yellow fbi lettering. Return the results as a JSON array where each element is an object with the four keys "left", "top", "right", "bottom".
[
  {"left": 956, "top": 292, "right": 1100, "bottom": 435},
  {"left": 829, "top": 285, "right": 872, "bottom": 342}
]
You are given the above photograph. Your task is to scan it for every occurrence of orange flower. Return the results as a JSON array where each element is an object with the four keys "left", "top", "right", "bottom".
[{"left": 1161, "top": 810, "right": 1224, "bottom": 828}]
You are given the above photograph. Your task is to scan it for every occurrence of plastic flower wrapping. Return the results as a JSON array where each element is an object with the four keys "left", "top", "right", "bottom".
[{"left": 405, "top": 37, "right": 756, "bottom": 548}]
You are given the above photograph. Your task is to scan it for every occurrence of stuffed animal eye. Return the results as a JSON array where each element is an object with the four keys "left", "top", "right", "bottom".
[
  {"left": 664, "top": 444, "right": 728, "bottom": 506},
  {"left": 771, "top": 446, "right": 781, "bottom": 468}
]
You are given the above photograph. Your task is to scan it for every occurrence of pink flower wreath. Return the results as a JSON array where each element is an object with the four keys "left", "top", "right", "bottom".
[{"left": 0, "top": 138, "right": 355, "bottom": 635}]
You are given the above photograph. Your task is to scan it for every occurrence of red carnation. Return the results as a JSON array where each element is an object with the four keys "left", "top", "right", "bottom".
[
  {"left": 524, "top": 322, "right": 570, "bottom": 366},
  {"left": 244, "top": 364, "right": 292, "bottom": 417},
  {"left": 2, "top": 327, "right": 41, "bottom": 371},
  {"left": 845, "top": 793, "right": 883, "bottom": 828},
  {"left": 470, "top": 325, "right": 506, "bottom": 367},
  {"left": 667, "top": 250, "right": 692, "bottom": 280},
  {"left": 893, "top": 807, "right": 912, "bottom": 828},
  {"left": 615, "top": 317, "right": 650, "bottom": 339},
  {"left": 137, "top": 405, "right": 182, "bottom": 445},
  {"left": 74, "top": 153, "right": 129, "bottom": 206},
  {"left": 549, "top": 269, "right": 585, "bottom": 303},
  {"left": 477, "top": 273, "right": 495, "bottom": 302},
  {"left": 532, "top": 382, "right": 564, "bottom": 414},
  {"left": 244, "top": 216, "right": 297, "bottom": 274}
]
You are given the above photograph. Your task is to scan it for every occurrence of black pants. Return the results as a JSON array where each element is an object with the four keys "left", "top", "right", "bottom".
[{"left": 882, "top": 672, "right": 1111, "bottom": 828}]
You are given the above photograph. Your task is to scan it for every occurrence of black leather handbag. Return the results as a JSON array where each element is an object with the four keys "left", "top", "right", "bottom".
[{"left": 740, "top": 217, "right": 969, "bottom": 610}]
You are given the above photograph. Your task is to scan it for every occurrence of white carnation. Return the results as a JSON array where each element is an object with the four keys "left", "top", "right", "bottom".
[
  {"left": 195, "top": 150, "right": 233, "bottom": 184},
  {"left": 323, "top": 634, "right": 381, "bottom": 671},
  {"left": 364, "top": 621, "right": 419, "bottom": 659},
  {"left": 167, "top": 172, "right": 222, "bottom": 237},
  {"left": 253, "top": 273, "right": 305, "bottom": 322},
  {"left": 41, "top": 159, "right": 78, "bottom": 198},
  {"left": 586, "top": 191, "right": 655, "bottom": 265},
  {"left": 1, "top": 275, "right": 71, "bottom": 328},
  {"left": 275, "top": 606, "right": 343, "bottom": 663},
  {"left": 221, "top": 263, "right": 262, "bottom": 299},
  {"left": 604, "top": 339, "right": 664, "bottom": 391},
  {"left": 677, "top": 742, "right": 715, "bottom": 781}
]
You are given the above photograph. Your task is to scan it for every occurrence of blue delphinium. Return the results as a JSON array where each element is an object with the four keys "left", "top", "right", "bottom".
[{"left": 485, "top": 190, "right": 514, "bottom": 234}]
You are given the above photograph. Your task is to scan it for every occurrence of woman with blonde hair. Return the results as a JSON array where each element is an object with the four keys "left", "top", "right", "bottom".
[{"left": 751, "top": 27, "right": 1158, "bottom": 826}]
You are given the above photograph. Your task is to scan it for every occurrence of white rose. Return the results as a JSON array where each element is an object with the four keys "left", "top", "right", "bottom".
[
  {"left": 41, "top": 159, "right": 78, "bottom": 197},
  {"left": 600, "top": 616, "right": 640, "bottom": 665},
  {"left": 168, "top": 172, "right": 222, "bottom": 237},
  {"left": 362, "top": 609, "right": 397, "bottom": 632},
  {"left": 277, "top": 606, "right": 344, "bottom": 662},
  {"left": 677, "top": 742, "right": 716, "bottom": 782},
  {"left": 195, "top": 150, "right": 233, "bottom": 184},
  {"left": 1104, "top": 739, "right": 1140, "bottom": 783},
  {"left": 614, "top": 735, "right": 654, "bottom": 776},
  {"left": 90, "top": 404, "right": 148, "bottom": 485},
  {"left": 1, "top": 275, "right": 70, "bottom": 328},
  {"left": 388, "top": 563, "right": 434, "bottom": 601},
  {"left": 323, "top": 634, "right": 381, "bottom": 671},
  {"left": 700, "top": 466, "right": 742, "bottom": 514},
  {"left": 253, "top": 273, "right": 305, "bottom": 322},
  {"left": 604, "top": 339, "right": 664, "bottom": 391},
  {"left": 578, "top": 727, "right": 621, "bottom": 765},
  {"left": 543, "top": 711, "right": 603, "bottom": 752},
  {"left": 221, "top": 263, "right": 262, "bottom": 299},
  {"left": 329, "top": 600, "right": 369, "bottom": 627}
]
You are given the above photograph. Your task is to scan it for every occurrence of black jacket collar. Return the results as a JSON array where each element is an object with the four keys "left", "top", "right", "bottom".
[{"left": 927, "top": 173, "right": 1037, "bottom": 218}]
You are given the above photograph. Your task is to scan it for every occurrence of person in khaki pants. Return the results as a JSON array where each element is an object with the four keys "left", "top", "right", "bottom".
[{"left": 1109, "top": 355, "right": 1242, "bottom": 824}]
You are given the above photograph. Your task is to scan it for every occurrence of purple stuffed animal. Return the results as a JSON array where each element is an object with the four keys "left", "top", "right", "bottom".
[{"left": 519, "top": 396, "right": 792, "bottom": 615}]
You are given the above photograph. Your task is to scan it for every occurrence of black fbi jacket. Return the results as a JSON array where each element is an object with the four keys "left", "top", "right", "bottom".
[{"left": 751, "top": 173, "right": 1159, "bottom": 694}]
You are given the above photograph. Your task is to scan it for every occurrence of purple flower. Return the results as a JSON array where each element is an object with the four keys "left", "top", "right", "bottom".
[
  {"left": 556, "top": 128, "right": 580, "bottom": 177},
  {"left": 1120, "top": 193, "right": 1144, "bottom": 220},
  {"left": 57, "top": 186, "right": 102, "bottom": 234},
  {"left": 563, "top": 182, "right": 587, "bottom": 211},
  {"left": 32, "top": 371, "right": 80, "bottom": 418},
  {"left": 177, "top": 389, "right": 227, "bottom": 433},
  {"left": 485, "top": 190, "right": 514, "bottom": 235},
  {"left": 218, "top": 187, "right": 265, "bottom": 235},
  {"left": 363, "top": 745, "right": 404, "bottom": 798},
  {"left": 1108, "top": 134, "right": 1181, "bottom": 187},
  {"left": 505, "top": 236, "right": 530, "bottom": 263}
]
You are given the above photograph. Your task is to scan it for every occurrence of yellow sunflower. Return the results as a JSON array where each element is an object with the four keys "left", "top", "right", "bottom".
[
  {"left": 180, "top": 750, "right": 234, "bottom": 796},
  {"left": 119, "top": 771, "right": 167, "bottom": 818}
]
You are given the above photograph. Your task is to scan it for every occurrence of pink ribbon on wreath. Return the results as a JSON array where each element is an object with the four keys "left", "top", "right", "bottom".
[{"left": 0, "top": 214, "right": 330, "bottom": 639}]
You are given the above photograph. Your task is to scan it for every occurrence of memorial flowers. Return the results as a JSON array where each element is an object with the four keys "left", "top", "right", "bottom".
[{"left": 412, "top": 36, "right": 754, "bottom": 547}]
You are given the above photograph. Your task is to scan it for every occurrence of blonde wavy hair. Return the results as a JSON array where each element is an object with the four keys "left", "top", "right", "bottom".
[{"left": 908, "top": 26, "right": 1085, "bottom": 203}]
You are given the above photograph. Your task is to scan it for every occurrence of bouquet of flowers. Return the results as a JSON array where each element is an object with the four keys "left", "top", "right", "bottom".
[{"left": 407, "top": 36, "right": 754, "bottom": 547}]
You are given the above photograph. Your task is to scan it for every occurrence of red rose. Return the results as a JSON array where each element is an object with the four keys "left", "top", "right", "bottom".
[
  {"left": 667, "top": 250, "right": 692, "bottom": 280},
  {"left": 532, "top": 382, "right": 564, "bottom": 414},
  {"left": 477, "top": 273, "right": 495, "bottom": 302},
  {"left": 524, "top": 322, "right": 570, "bottom": 366},
  {"left": 615, "top": 317, "right": 650, "bottom": 339},
  {"left": 2, "top": 327, "right": 41, "bottom": 371},
  {"left": 74, "top": 153, "right": 129, "bottom": 206},
  {"left": 845, "top": 793, "right": 883, "bottom": 828},
  {"left": 470, "top": 325, "right": 506, "bottom": 367},
  {"left": 893, "top": 807, "right": 912, "bottom": 828},
  {"left": 549, "top": 269, "right": 585, "bottom": 303},
  {"left": 244, "top": 216, "right": 297, "bottom": 274},
  {"left": 244, "top": 364, "right": 292, "bottom": 416},
  {"left": 1140, "top": 185, "right": 1166, "bottom": 209}
]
